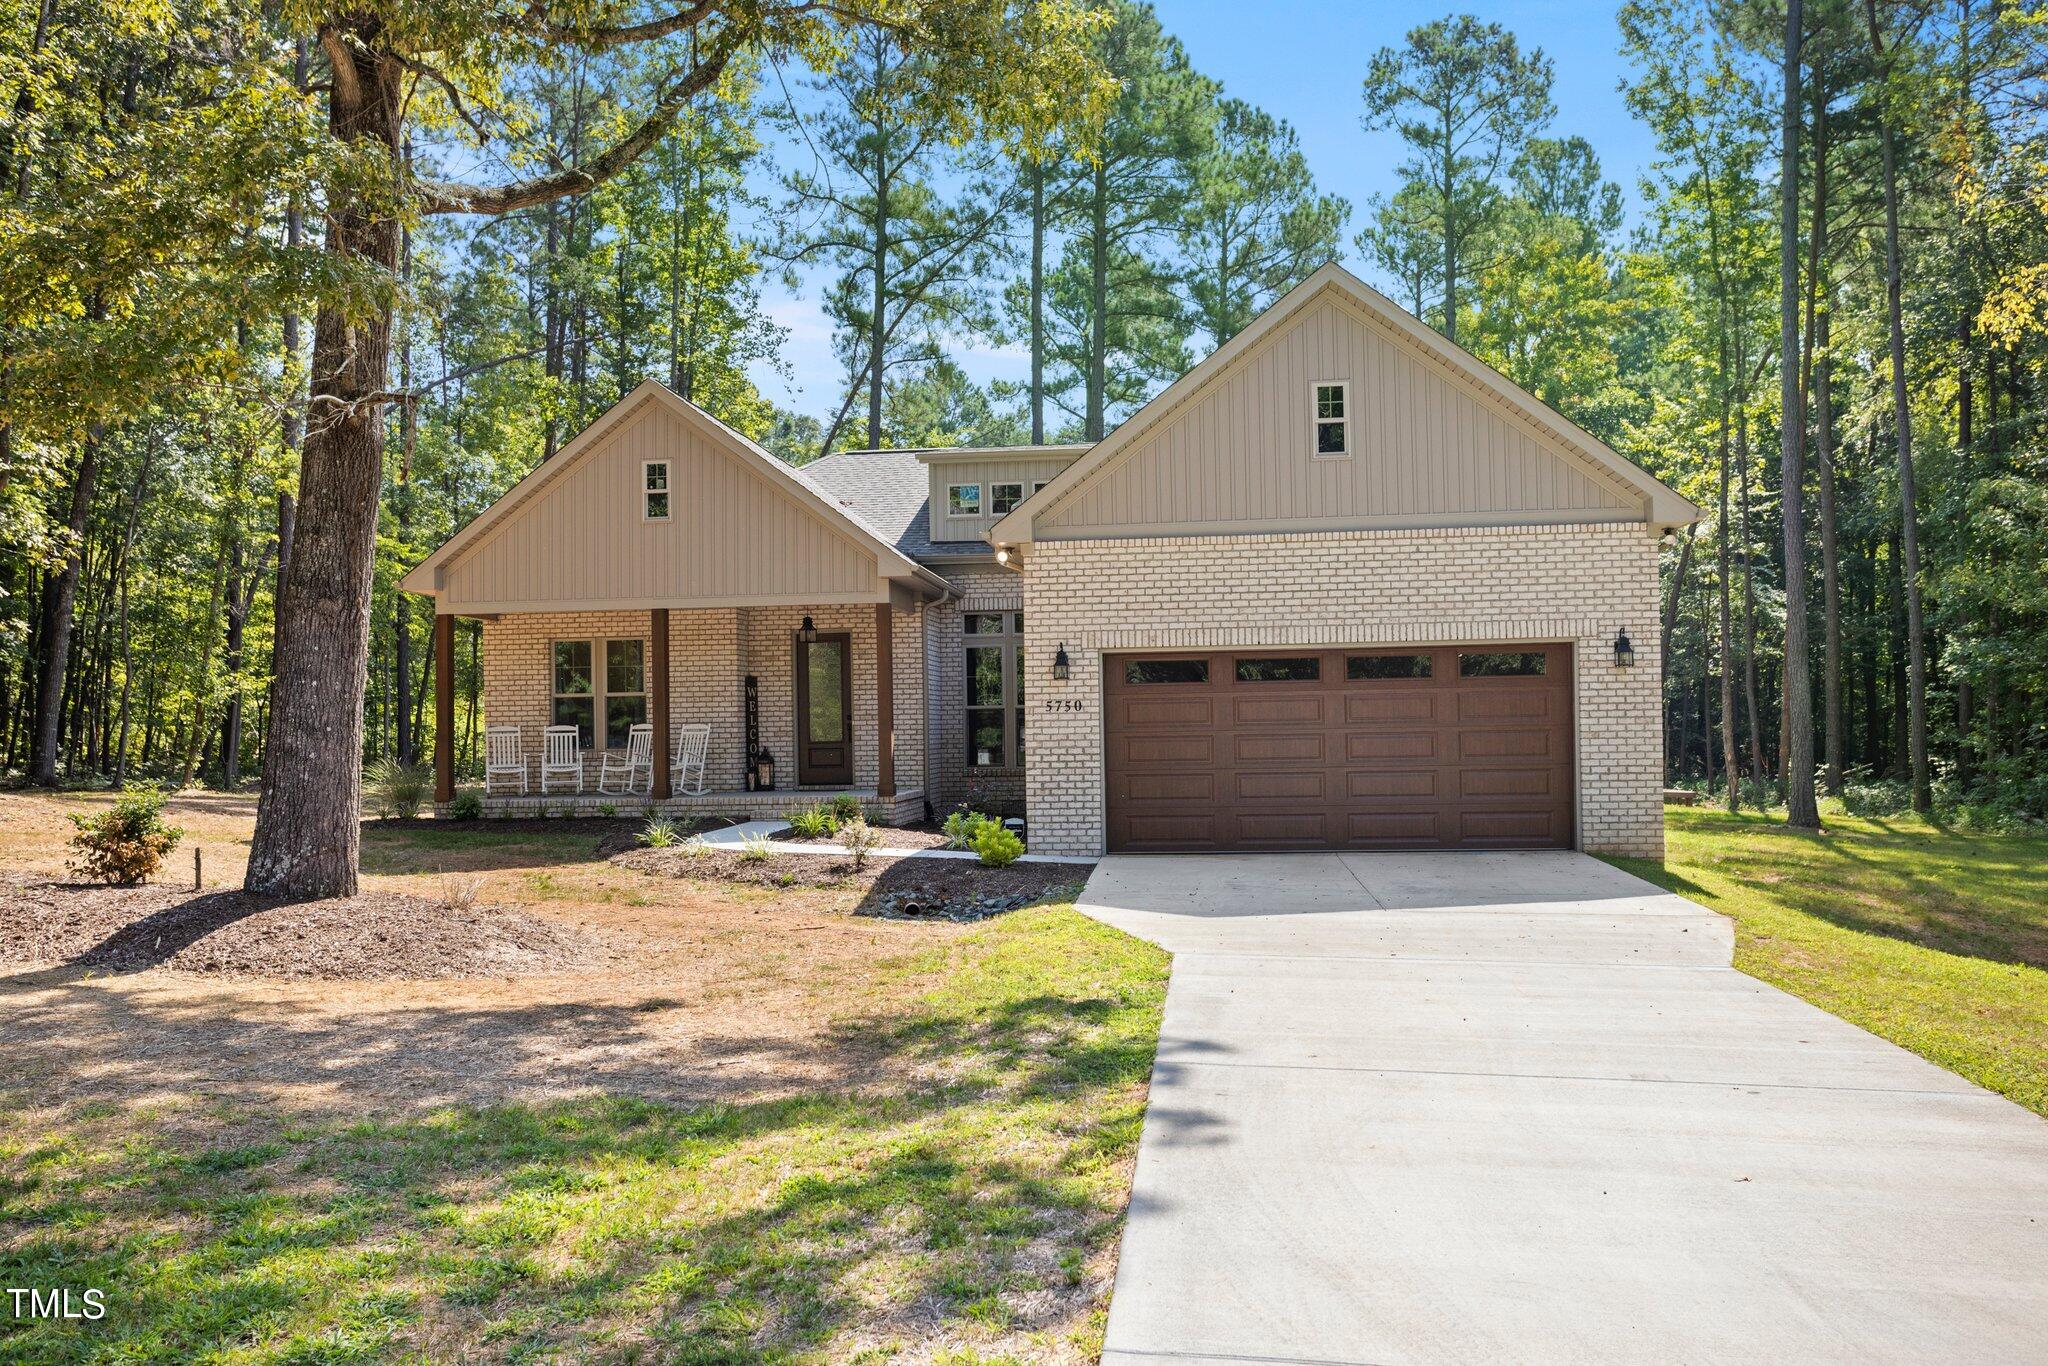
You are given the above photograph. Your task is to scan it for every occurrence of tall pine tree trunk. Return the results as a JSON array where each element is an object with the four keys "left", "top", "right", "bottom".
[
  {"left": 246, "top": 30, "right": 402, "bottom": 898},
  {"left": 1029, "top": 160, "right": 1045, "bottom": 445},
  {"left": 1716, "top": 390, "right": 1741, "bottom": 811},
  {"left": 1085, "top": 162, "right": 1108, "bottom": 441},
  {"left": 32, "top": 422, "right": 102, "bottom": 785},
  {"left": 1778, "top": 0, "right": 1820, "bottom": 828}
]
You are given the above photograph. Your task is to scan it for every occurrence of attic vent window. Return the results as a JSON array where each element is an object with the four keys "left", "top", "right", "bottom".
[
  {"left": 643, "top": 461, "right": 670, "bottom": 519},
  {"left": 991, "top": 482, "right": 1024, "bottom": 516},
  {"left": 1313, "top": 382, "right": 1350, "bottom": 458}
]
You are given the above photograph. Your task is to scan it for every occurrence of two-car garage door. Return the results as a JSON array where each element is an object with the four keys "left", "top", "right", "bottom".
[{"left": 1104, "top": 644, "right": 1574, "bottom": 852}]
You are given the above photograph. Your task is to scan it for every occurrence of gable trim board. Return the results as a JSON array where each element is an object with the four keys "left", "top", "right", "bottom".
[
  {"left": 991, "top": 263, "right": 1699, "bottom": 548},
  {"left": 398, "top": 379, "right": 951, "bottom": 609}
]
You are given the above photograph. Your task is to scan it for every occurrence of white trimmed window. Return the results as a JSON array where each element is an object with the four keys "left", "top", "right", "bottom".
[
  {"left": 947, "top": 483, "right": 983, "bottom": 517},
  {"left": 1313, "top": 382, "right": 1350, "bottom": 458},
  {"left": 552, "top": 639, "right": 646, "bottom": 748},
  {"left": 991, "top": 482, "right": 1024, "bottom": 515},
  {"left": 643, "top": 460, "right": 671, "bottom": 519},
  {"left": 1032, "top": 480, "right": 1050, "bottom": 495}
]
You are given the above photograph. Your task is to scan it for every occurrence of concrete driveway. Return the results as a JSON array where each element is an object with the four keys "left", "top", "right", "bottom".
[{"left": 1082, "top": 852, "right": 2048, "bottom": 1365}]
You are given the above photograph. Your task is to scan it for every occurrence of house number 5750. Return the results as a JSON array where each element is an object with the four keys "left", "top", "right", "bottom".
[{"left": 1043, "top": 699, "right": 1085, "bottom": 713}]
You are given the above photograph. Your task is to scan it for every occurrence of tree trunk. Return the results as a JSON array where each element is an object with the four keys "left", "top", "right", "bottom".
[
  {"left": 1086, "top": 161, "right": 1108, "bottom": 441},
  {"left": 1717, "top": 393, "right": 1741, "bottom": 810},
  {"left": 1778, "top": 0, "right": 1820, "bottom": 828},
  {"left": 1736, "top": 402, "right": 1766, "bottom": 786},
  {"left": 32, "top": 423, "right": 103, "bottom": 785},
  {"left": 1865, "top": 0, "right": 1931, "bottom": 813},
  {"left": 1030, "top": 159, "right": 1045, "bottom": 445},
  {"left": 245, "top": 30, "right": 403, "bottom": 898},
  {"left": 1660, "top": 530, "right": 1694, "bottom": 781},
  {"left": 1816, "top": 299, "right": 1844, "bottom": 796}
]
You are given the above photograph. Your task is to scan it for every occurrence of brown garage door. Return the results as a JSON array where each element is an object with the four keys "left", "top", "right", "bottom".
[{"left": 1104, "top": 645, "right": 1574, "bottom": 852}]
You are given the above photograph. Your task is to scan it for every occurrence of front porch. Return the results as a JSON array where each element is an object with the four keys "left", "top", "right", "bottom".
[{"left": 456, "top": 786, "right": 928, "bottom": 825}]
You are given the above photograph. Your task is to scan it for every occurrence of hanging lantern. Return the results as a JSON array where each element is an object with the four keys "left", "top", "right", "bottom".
[
  {"left": 797, "top": 616, "right": 818, "bottom": 644},
  {"left": 1052, "top": 643, "right": 1071, "bottom": 681},
  {"left": 1613, "top": 628, "right": 1635, "bottom": 669}
]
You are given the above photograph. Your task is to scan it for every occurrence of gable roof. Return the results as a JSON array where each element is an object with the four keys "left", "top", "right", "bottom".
[
  {"left": 399, "top": 380, "right": 950, "bottom": 600},
  {"left": 802, "top": 448, "right": 988, "bottom": 560},
  {"left": 990, "top": 262, "right": 1701, "bottom": 546}
]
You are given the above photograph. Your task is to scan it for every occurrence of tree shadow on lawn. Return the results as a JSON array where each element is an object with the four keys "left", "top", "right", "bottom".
[
  {"left": 1661, "top": 816, "right": 2048, "bottom": 971},
  {"left": 357, "top": 818, "right": 652, "bottom": 875},
  {"left": 0, "top": 966, "right": 1173, "bottom": 1361}
]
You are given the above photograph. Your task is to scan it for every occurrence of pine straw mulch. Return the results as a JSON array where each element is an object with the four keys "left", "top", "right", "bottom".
[
  {"left": 0, "top": 875, "right": 600, "bottom": 980},
  {"left": 613, "top": 845, "right": 1090, "bottom": 921}
]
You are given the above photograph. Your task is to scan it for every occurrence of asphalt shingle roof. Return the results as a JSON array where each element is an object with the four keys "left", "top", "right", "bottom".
[{"left": 800, "top": 449, "right": 993, "bottom": 561}]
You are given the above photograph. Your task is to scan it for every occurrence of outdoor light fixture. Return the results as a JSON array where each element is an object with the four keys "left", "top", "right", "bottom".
[
  {"left": 1052, "top": 643, "right": 1071, "bottom": 681},
  {"left": 995, "top": 547, "right": 1011, "bottom": 565},
  {"left": 797, "top": 615, "right": 818, "bottom": 644},
  {"left": 1613, "top": 628, "right": 1635, "bottom": 669}
]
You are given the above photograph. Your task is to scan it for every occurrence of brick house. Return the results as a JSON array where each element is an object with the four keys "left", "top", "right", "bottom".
[{"left": 402, "top": 264, "right": 1698, "bottom": 859}]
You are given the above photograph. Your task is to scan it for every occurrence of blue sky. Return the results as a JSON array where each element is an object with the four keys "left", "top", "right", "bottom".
[{"left": 747, "top": 1, "right": 1659, "bottom": 425}]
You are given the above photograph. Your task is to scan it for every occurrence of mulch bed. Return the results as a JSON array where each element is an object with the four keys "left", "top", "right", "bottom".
[
  {"left": 614, "top": 847, "right": 1089, "bottom": 921},
  {"left": 0, "top": 876, "right": 598, "bottom": 980},
  {"left": 769, "top": 821, "right": 951, "bottom": 850}
]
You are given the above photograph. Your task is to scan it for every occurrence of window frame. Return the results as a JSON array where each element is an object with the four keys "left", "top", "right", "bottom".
[
  {"left": 1312, "top": 380, "right": 1351, "bottom": 460},
  {"left": 947, "top": 482, "right": 984, "bottom": 518},
  {"left": 551, "top": 637, "right": 647, "bottom": 750},
  {"left": 642, "top": 460, "right": 671, "bottom": 520},
  {"left": 1031, "top": 480, "right": 1050, "bottom": 496},
  {"left": 963, "top": 610, "right": 1025, "bottom": 768},
  {"left": 990, "top": 482, "right": 1025, "bottom": 516}
]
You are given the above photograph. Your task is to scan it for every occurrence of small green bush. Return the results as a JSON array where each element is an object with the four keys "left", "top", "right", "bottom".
[
  {"left": 1838, "top": 779, "right": 1915, "bottom": 818},
  {"left": 598, "top": 802, "right": 618, "bottom": 818},
  {"left": 69, "top": 787, "right": 183, "bottom": 886},
  {"left": 738, "top": 833, "right": 773, "bottom": 863},
  {"left": 943, "top": 809, "right": 997, "bottom": 850},
  {"left": 366, "top": 755, "right": 433, "bottom": 820},
  {"left": 970, "top": 822, "right": 1024, "bottom": 868},
  {"left": 449, "top": 791, "right": 484, "bottom": 820},
  {"left": 838, "top": 816, "right": 880, "bottom": 871},
  {"left": 785, "top": 805, "right": 838, "bottom": 839},
  {"left": 826, "top": 794, "right": 865, "bottom": 825},
  {"left": 638, "top": 816, "right": 680, "bottom": 849}
]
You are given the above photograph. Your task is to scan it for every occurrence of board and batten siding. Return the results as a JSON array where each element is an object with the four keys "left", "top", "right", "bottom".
[
  {"left": 928, "top": 456, "right": 1082, "bottom": 544},
  {"left": 1036, "top": 293, "right": 1640, "bottom": 538},
  {"left": 438, "top": 398, "right": 886, "bottom": 613}
]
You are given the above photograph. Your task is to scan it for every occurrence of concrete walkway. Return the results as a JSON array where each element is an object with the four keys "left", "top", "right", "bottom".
[
  {"left": 1081, "top": 852, "right": 2048, "bottom": 1365},
  {"left": 691, "top": 819, "right": 1092, "bottom": 863}
]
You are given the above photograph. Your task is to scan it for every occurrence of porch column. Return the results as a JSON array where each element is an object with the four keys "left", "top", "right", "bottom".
[
  {"left": 433, "top": 612, "right": 455, "bottom": 804},
  {"left": 651, "top": 608, "right": 672, "bottom": 800},
  {"left": 875, "top": 600, "right": 895, "bottom": 798}
]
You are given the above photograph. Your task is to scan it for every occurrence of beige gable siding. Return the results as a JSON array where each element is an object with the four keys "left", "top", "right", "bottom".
[
  {"left": 440, "top": 400, "right": 885, "bottom": 612},
  {"left": 928, "top": 456, "right": 1080, "bottom": 544},
  {"left": 1038, "top": 294, "right": 1638, "bottom": 537}
]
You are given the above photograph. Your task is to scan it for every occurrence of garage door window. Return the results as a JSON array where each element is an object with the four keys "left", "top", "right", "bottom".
[
  {"left": 1235, "top": 656, "right": 1320, "bottom": 682},
  {"left": 1460, "top": 650, "right": 1547, "bottom": 677},
  {"left": 1348, "top": 653, "right": 1433, "bottom": 680},
  {"left": 1125, "top": 658, "right": 1209, "bottom": 685}
]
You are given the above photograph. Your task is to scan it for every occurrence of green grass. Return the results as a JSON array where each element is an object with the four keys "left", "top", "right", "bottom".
[
  {"left": 1608, "top": 806, "right": 2048, "bottom": 1116},
  {"left": 0, "top": 906, "right": 1168, "bottom": 1363}
]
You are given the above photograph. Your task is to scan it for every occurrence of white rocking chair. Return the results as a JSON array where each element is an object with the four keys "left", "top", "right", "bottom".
[
  {"left": 670, "top": 724, "right": 711, "bottom": 796},
  {"left": 484, "top": 725, "right": 528, "bottom": 794},
  {"left": 540, "top": 725, "right": 585, "bottom": 794},
  {"left": 599, "top": 722, "right": 654, "bottom": 795}
]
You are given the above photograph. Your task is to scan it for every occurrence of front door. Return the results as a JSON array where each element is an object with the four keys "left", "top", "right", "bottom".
[{"left": 795, "top": 632, "right": 854, "bottom": 786}]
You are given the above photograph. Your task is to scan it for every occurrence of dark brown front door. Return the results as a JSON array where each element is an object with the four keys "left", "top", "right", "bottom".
[
  {"left": 796, "top": 632, "right": 854, "bottom": 786},
  {"left": 1104, "top": 644, "right": 1574, "bottom": 852}
]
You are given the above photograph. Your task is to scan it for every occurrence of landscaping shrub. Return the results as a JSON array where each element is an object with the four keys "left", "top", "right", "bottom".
[
  {"left": 838, "top": 816, "right": 880, "bottom": 871},
  {"left": 738, "top": 833, "right": 772, "bottom": 863},
  {"left": 827, "top": 794, "right": 866, "bottom": 825},
  {"left": 366, "top": 756, "right": 432, "bottom": 820},
  {"left": 1839, "top": 778, "right": 1915, "bottom": 818},
  {"left": 68, "top": 787, "right": 183, "bottom": 886},
  {"left": 785, "top": 804, "right": 838, "bottom": 838},
  {"left": 970, "top": 822, "right": 1024, "bottom": 868},
  {"left": 450, "top": 791, "right": 484, "bottom": 820},
  {"left": 598, "top": 802, "right": 618, "bottom": 818},
  {"left": 943, "top": 809, "right": 997, "bottom": 850},
  {"left": 638, "top": 816, "right": 680, "bottom": 848}
]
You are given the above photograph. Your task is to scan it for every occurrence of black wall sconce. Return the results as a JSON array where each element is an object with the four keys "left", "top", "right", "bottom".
[
  {"left": 1613, "top": 627, "right": 1635, "bottom": 669},
  {"left": 1052, "top": 643, "right": 1071, "bottom": 680},
  {"left": 797, "top": 615, "right": 818, "bottom": 644}
]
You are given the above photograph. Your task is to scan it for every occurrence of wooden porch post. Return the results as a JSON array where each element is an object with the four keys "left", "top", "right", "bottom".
[
  {"left": 875, "top": 600, "right": 895, "bottom": 799},
  {"left": 651, "top": 608, "right": 672, "bottom": 800},
  {"left": 433, "top": 613, "right": 455, "bottom": 804}
]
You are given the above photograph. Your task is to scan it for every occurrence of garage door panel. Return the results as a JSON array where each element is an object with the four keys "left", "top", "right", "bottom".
[
  {"left": 1121, "top": 734, "right": 1215, "bottom": 765},
  {"left": 1347, "top": 731, "right": 1438, "bottom": 761},
  {"left": 1344, "top": 692, "right": 1438, "bottom": 723},
  {"left": 1235, "top": 733, "right": 1324, "bottom": 763},
  {"left": 1121, "top": 697, "right": 1213, "bottom": 727},
  {"left": 1234, "top": 771, "right": 1326, "bottom": 800},
  {"left": 1105, "top": 646, "right": 1573, "bottom": 852},
  {"left": 1231, "top": 696, "right": 1326, "bottom": 725}
]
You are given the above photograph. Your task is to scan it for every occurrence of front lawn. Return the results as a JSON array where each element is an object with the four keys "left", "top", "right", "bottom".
[
  {"left": 1609, "top": 808, "right": 2048, "bottom": 1117},
  {"left": 0, "top": 790, "right": 1168, "bottom": 1363}
]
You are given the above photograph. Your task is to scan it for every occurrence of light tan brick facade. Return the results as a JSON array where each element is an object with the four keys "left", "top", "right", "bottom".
[{"left": 1016, "top": 522, "right": 1666, "bottom": 860}]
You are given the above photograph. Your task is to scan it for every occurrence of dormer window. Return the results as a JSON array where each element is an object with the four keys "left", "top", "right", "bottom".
[
  {"left": 991, "top": 482, "right": 1024, "bottom": 516},
  {"left": 1313, "top": 382, "right": 1350, "bottom": 458},
  {"left": 643, "top": 460, "right": 670, "bottom": 519},
  {"left": 947, "top": 483, "right": 983, "bottom": 517}
]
